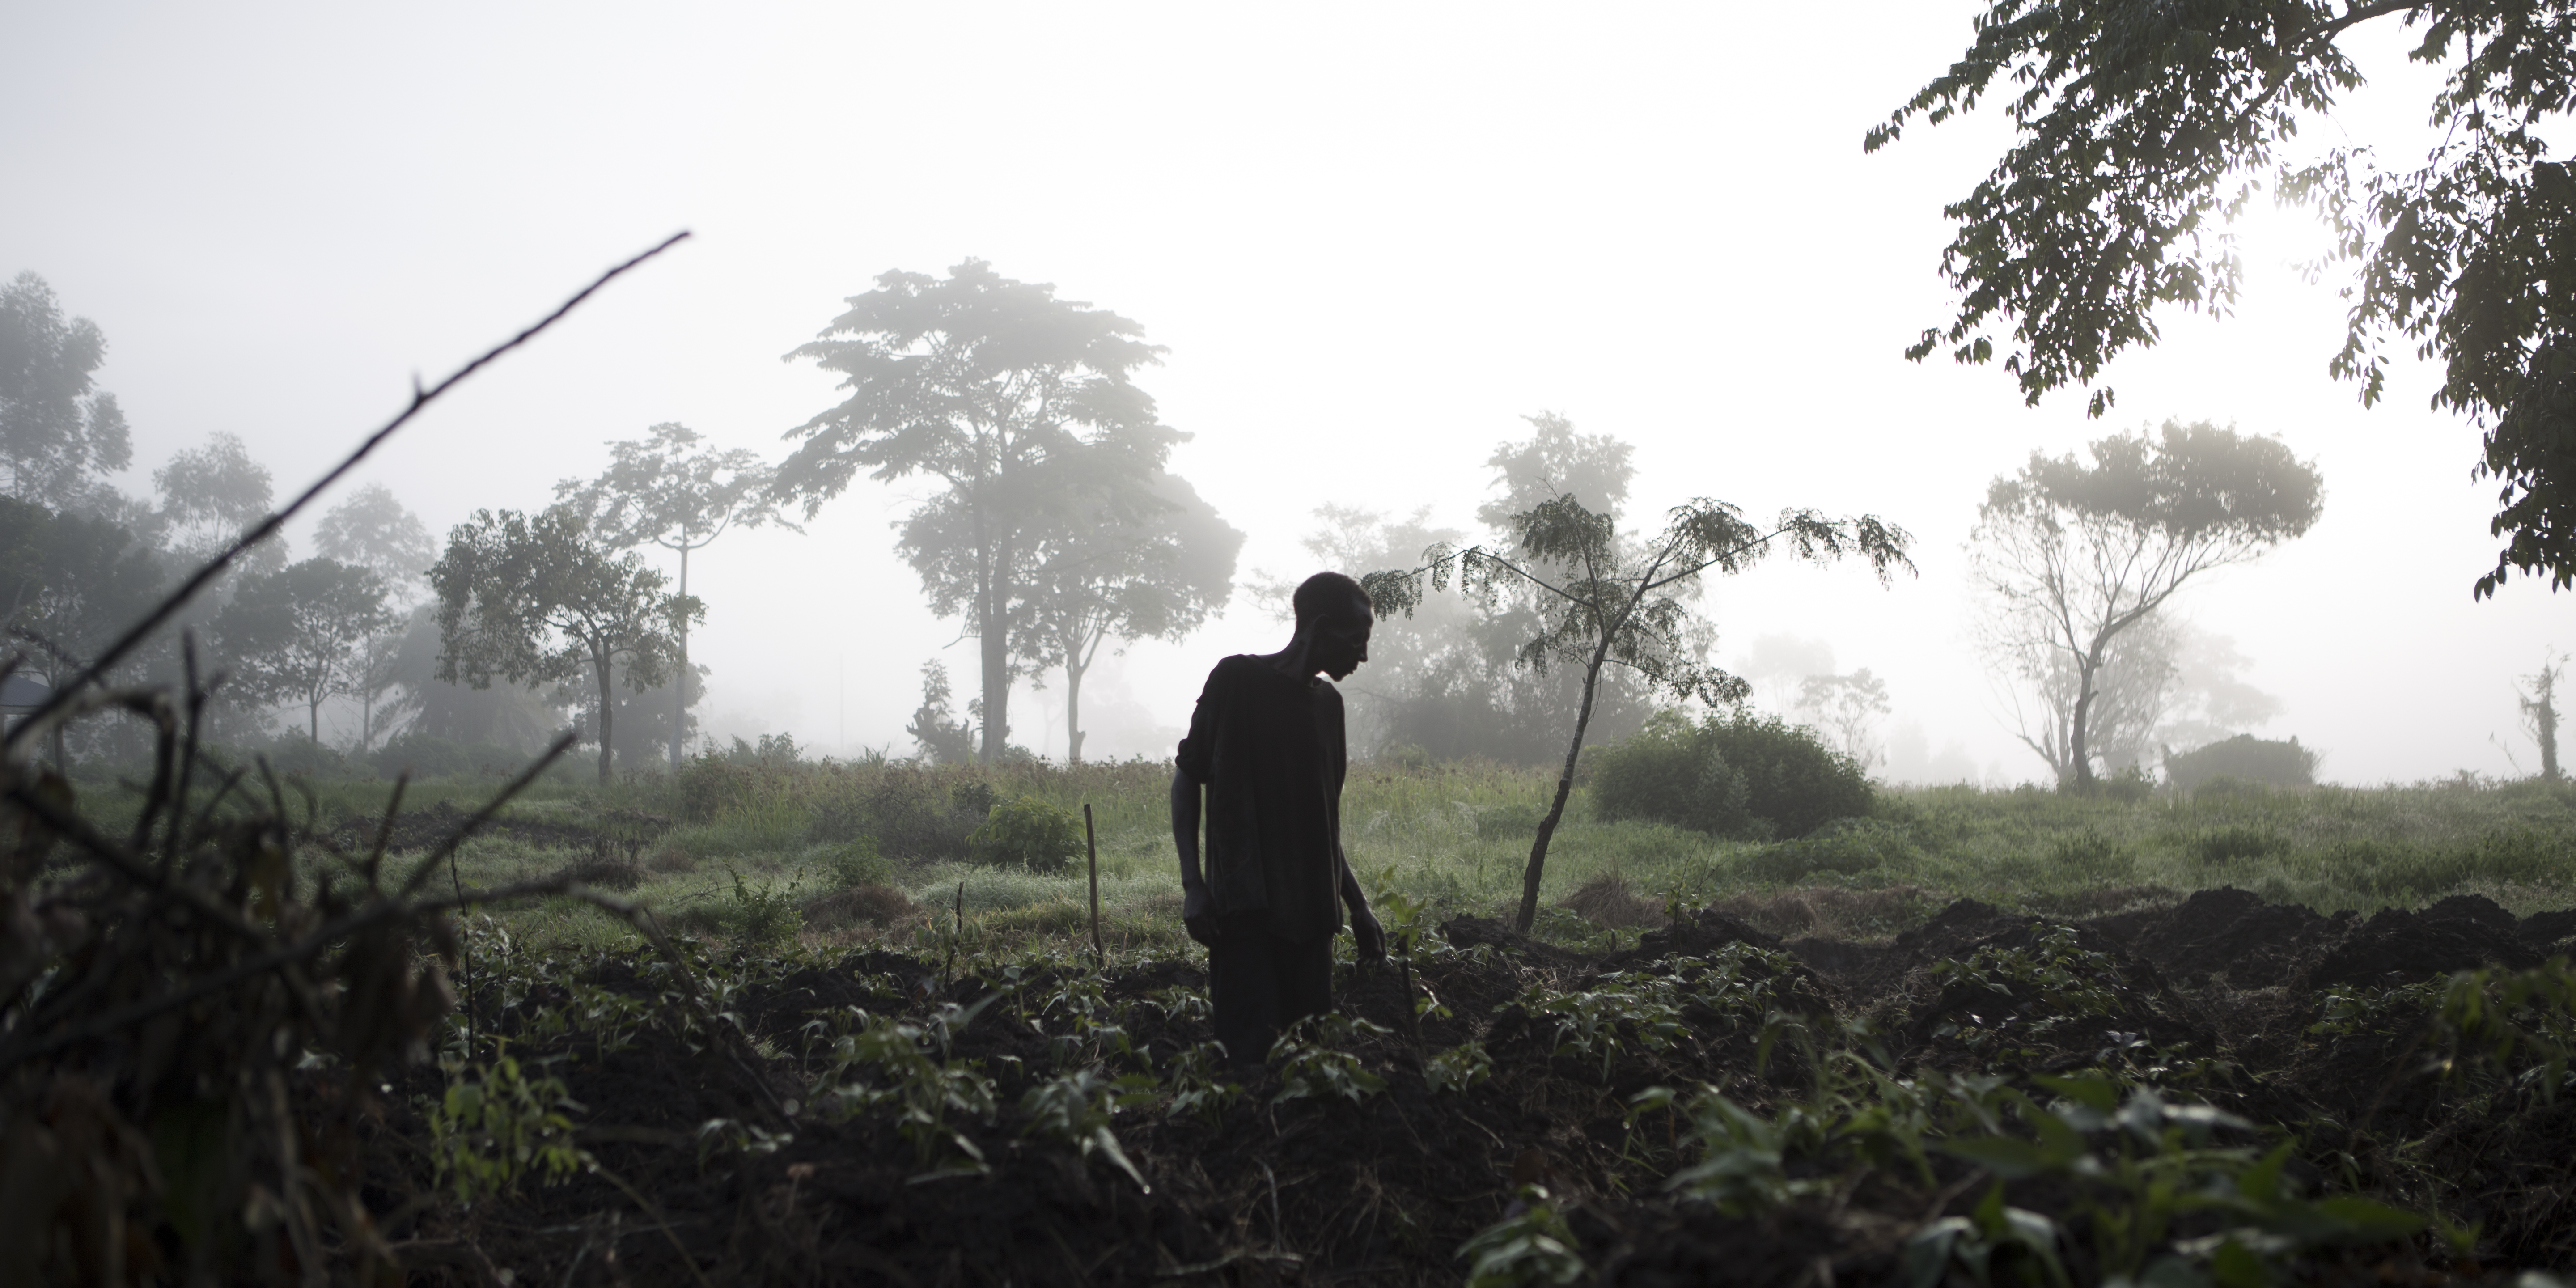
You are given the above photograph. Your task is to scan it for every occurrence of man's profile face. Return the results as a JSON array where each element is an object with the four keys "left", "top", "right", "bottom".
[{"left": 1310, "top": 603, "right": 1372, "bottom": 681}]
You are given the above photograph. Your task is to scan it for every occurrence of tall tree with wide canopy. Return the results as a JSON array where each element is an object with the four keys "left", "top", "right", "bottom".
[
  {"left": 1016, "top": 467, "right": 1241, "bottom": 762},
  {"left": 1870, "top": 0, "right": 2574, "bottom": 595},
  {"left": 153, "top": 432, "right": 280, "bottom": 574},
  {"left": 0, "top": 271, "right": 131, "bottom": 508},
  {"left": 1368, "top": 441, "right": 1914, "bottom": 932},
  {"left": 775, "top": 260, "right": 1181, "bottom": 763},
  {"left": 429, "top": 504, "right": 700, "bottom": 784},
  {"left": 213, "top": 556, "right": 397, "bottom": 743},
  {"left": 1969, "top": 421, "right": 2322, "bottom": 788},
  {"left": 558, "top": 421, "right": 796, "bottom": 768}
]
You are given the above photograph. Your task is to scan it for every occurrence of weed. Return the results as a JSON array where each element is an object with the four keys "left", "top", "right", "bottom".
[
  {"left": 1270, "top": 1013, "right": 1392, "bottom": 1106},
  {"left": 724, "top": 864, "right": 804, "bottom": 948},
  {"left": 429, "top": 1055, "right": 591, "bottom": 1205},
  {"left": 1457, "top": 1185, "right": 1584, "bottom": 1288},
  {"left": 1161, "top": 1042, "right": 1244, "bottom": 1126},
  {"left": 1019, "top": 1067, "right": 1156, "bottom": 1190},
  {"left": 1426, "top": 1041, "right": 1495, "bottom": 1094}
]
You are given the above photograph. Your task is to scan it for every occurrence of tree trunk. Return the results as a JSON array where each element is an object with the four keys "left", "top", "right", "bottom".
[
  {"left": 309, "top": 696, "right": 322, "bottom": 744},
  {"left": 1064, "top": 655, "right": 1085, "bottom": 764},
  {"left": 2068, "top": 649, "right": 2101, "bottom": 789},
  {"left": 595, "top": 644, "right": 615, "bottom": 786},
  {"left": 1516, "top": 624, "right": 1619, "bottom": 933},
  {"left": 671, "top": 544, "right": 689, "bottom": 771}
]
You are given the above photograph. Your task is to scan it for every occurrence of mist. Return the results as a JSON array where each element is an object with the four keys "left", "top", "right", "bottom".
[{"left": 5, "top": 2, "right": 2563, "bottom": 785}]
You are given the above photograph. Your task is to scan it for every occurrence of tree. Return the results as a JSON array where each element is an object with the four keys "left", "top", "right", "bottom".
[
  {"left": 2516, "top": 649, "right": 2566, "bottom": 780},
  {"left": 1869, "top": 1, "right": 2576, "bottom": 595},
  {"left": 0, "top": 495, "right": 165, "bottom": 687},
  {"left": 213, "top": 557, "right": 397, "bottom": 743},
  {"left": 1970, "top": 420, "right": 2322, "bottom": 788},
  {"left": 906, "top": 660, "right": 978, "bottom": 765},
  {"left": 429, "top": 504, "right": 699, "bottom": 784},
  {"left": 1018, "top": 468, "right": 1239, "bottom": 762},
  {"left": 314, "top": 482, "right": 436, "bottom": 751},
  {"left": 153, "top": 432, "right": 280, "bottom": 572},
  {"left": 557, "top": 421, "right": 796, "bottom": 769},
  {"left": 1795, "top": 669, "right": 1892, "bottom": 769},
  {"left": 775, "top": 260, "right": 1181, "bottom": 763},
  {"left": 0, "top": 271, "right": 131, "bottom": 508},
  {"left": 1368, "top": 450, "right": 1914, "bottom": 932}
]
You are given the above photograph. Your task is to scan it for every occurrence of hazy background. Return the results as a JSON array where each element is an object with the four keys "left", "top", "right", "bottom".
[{"left": 3, "top": 2, "right": 2555, "bottom": 783}]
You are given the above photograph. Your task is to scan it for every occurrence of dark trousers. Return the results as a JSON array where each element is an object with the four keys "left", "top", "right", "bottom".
[{"left": 1209, "top": 911, "right": 1332, "bottom": 1065}]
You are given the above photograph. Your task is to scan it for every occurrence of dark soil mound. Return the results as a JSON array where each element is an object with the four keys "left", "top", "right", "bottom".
[
  {"left": 1784, "top": 897, "right": 2030, "bottom": 996},
  {"left": 2516, "top": 907, "right": 2576, "bottom": 952},
  {"left": 2097, "top": 886, "right": 2351, "bottom": 988},
  {"left": 2306, "top": 905, "right": 2542, "bottom": 990},
  {"left": 1602, "top": 907, "right": 1781, "bottom": 969}
]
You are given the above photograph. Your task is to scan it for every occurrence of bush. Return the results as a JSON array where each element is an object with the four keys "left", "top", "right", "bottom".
[
  {"left": 967, "top": 796, "right": 1085, "bottom": 872},
  {"left": 2165, "top": 735, "right": 2318, "bottom": 792},
  {"left": 369, "top": 732, "right": 546, "bottom": 782},
  {"left": 1741, "top": 817, "right": 1916, "bottom": 883},
  {"left": 820, "top": 836, "right": 891, "bottom": 888},
  {"left": 1591, "top": 710, "right": 1872, "bottom": 840},
  {"left": 807, "top": 768, "right": 989, "bottom": 861},
  {"left": 675, "top": 752, "right": 758, "bottom": 822}
]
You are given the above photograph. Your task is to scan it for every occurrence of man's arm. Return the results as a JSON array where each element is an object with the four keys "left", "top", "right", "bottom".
[
  {"left": 1171, "top": 768, "right": 1219, "bottom": 945},
  {"left": 1336, "top": 839, "right": 1385, "bottom": 963}
]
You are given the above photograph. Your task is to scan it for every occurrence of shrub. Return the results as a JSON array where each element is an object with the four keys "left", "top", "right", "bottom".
[
  {"left": 369, "top": 732, "right": 544, "bottom": 781},
  {"left": 967, "top": 796, "right": 1085, "bottom": 872},
  {"left": 675, "top": 752, "right": 758, "bottom": 822},
  {"left": 2165, "top": 735, "right": 2318, "bottom": 792},
  {"left": 821, "top": 836, "right": 891, "bottom": 888},
  {"left": 807, "top": 768, "right": 987, "bottom": 861},
  {"left": 2191, "top": 825, "right": 2288, "bottom": 867},
  {"left": 1591, "top": 710, "right": 1871, "bottom": 839},
  {"left": 1741, "top": 816, "right": 1917, "bottom": 882}
]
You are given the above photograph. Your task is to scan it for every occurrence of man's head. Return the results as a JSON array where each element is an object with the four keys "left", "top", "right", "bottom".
[{"left": 1292, "top": 572, "right": 1373, "bottom": 680}]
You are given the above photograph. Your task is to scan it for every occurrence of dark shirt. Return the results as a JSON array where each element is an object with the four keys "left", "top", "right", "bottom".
[{"left": 1175, "top": 654, "right": 1349, "bottom": 943}]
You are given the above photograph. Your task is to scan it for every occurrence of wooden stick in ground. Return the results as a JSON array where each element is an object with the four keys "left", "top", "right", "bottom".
[{"left": 1083, "top": 802, "right": 1102, "bottom": 960}]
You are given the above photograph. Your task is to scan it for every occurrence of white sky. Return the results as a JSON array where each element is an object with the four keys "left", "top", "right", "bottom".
[{"left": 4, "top": 3, "right": 2564, "bottom": 784}]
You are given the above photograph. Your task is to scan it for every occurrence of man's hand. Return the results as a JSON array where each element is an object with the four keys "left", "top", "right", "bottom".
[
  {"left": 1349, "top": 902, "right": 1387, "bottom": 965},
  {"left": 1182, "top": 884, "right": 1220, "bottom": 947}
]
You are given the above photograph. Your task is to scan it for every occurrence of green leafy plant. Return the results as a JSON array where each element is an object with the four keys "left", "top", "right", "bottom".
[
  {"left": 814, "top": 996, "right": 1001, "bottom": 1178},
  {"left": 1426, "top": 1041, "right": 1494, "bottom": 1095},
  {"left": 821, "top": 835, "right": 890, "bottom": 887},
  {"left": 1270, "top": 1013, "right": 1392, "bottom": 1106},
  {"left": 1019, "top": 1067, "right": 1157, "bottom": 1190},
  {"left": 723, "top": 864, "right": 805, "bottom": 949},
  {"left": 966, "top": 795, "right": 1084, "bottom": 872},
  {"left": 1525, "top": 972, "right": 1688, "bottom": 1080},
  {"left": 1457, "top": 1184, "right": 1585, "bottom": 1288},
  {"left": 429, "top": 1055, "right": 591, "bottom": 1205},
  {"left": 1161, "top": 1042, "right": 1244, "bottom": 1126}
]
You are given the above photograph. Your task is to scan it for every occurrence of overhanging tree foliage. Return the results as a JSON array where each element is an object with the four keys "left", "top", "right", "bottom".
[
  {"left": 430, "top": 504, "right": 700, "bottom": 784},
  {"left": 1368, "top": 487, "right": 1913, "bottom": 932},
  {"left": 1871, "top": 0, "right": 2574, "bottom": 595},
  {"left": 1969, "top": 420, "right": 2322, "bottom": 788},
  {"left": 559, "top": 421, "right": 795, "bottom": 768},
  {"left": 776, "top": 260, "right": 1181, "bottom": 763}
]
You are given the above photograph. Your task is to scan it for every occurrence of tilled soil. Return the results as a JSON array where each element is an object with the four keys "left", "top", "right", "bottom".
[{"left": 376, "top": 890, "right": 2576, "bottom": 1286}]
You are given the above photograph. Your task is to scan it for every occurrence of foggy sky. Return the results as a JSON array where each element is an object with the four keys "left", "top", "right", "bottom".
[{"left": 4, "top": 3, "right": 2563, "bottom": 784}]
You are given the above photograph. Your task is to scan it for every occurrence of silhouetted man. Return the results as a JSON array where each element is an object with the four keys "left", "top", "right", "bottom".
[{"left": 1172, "top": 571, "right": 1387, "bottom": 1063}]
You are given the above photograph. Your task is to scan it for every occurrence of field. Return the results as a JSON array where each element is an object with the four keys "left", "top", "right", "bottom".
[
  {"left": 23, "top": 753, "right": 2576, "bottom": 1286},
  {"left": 85, "top": 755, "right": 2576, "bottom": 960}
]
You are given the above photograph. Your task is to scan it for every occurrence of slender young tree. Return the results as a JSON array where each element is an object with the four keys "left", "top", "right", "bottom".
[
  {"left": 1368, "top": 479, "right": 1912, "bottom": 932},
  {"left": 1970, "top": 420, "right": 2322, "bottom": 788},
  {"left": 429, "top": 504, "right": 700, "bottom": 784},
  {"left": 558, "top": 422, "right": 796, "bottom": 768},
  {"left": 775, "top": 260, "right": 1181, "bottom": 762}
]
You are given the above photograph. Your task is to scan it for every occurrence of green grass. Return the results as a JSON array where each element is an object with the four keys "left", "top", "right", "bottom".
[{"left": 196, "top": 756, "right": 2576, "bottom": 957}]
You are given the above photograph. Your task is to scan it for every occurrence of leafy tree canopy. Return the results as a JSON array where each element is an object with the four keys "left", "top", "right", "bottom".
[
  {"left": 430, "top": 504, "right": 700, "bottom": 783},
  {"left": 776, "top": 259, "right": 1182, "bottom": 762},
  {"left": 1872, "top": 0, "right": 2574, "bottom": 594},
  {"left": 214, "top": 556, "right": 396, "bottom": 742},
  {"left": 314, "top": 482, "right": 435, "bottom": 597},
  {"left": 0, "top": 271, "right": 131, "bottom": 507}
]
